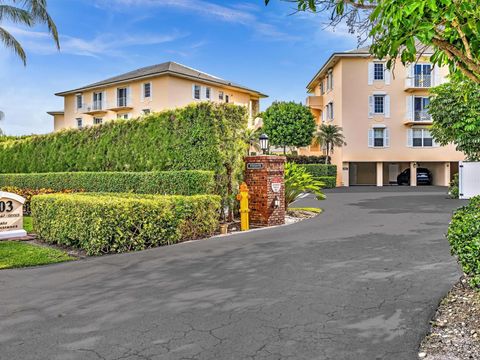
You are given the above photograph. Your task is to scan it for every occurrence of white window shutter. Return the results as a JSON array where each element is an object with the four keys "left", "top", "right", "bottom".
[
  {"left": 368, "top": 96, "right": 374, "bottom": 118},
  {"left": 434, "top": 67, "right": 441, "bottom": 86},
  {"left": 368, "top": 129, "right": 374, "bottom": 147},
  {"left": 384, "top": 128, "right": 390, "bottom": 147},
  {"left": 406, "top": 96, "right": 413, "bottom": 120},
  {"left": 126, "top": 87, "right": 131, "bottom": 105},
  {"left": 407, "top": 129, "right": 413, "bottom": 147},
  {"left": 385, "top": 68, "right": 391, "bottom": 85},
  {"left": 103, "top": 91, "right": 107, "bottom": 108},
  {"left": 322, "top": 107, "right": 326, "bottom": 122},
  {"left": 368, "top": 62, "right": 374, "bottom": 85},
  {"left": 385, "top": 95, "right": 391, "bottom": 118},
  {"left": 192, "top": 85, "right": 195, "bottom": 99},
  {"left": 141, "top": 84, "right": 145, "bottom": 102},
  {"left": 405, "top": 64, "right": 412, "bottom": 87}
]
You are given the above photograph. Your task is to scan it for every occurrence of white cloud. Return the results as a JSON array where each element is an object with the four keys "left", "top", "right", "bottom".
[{"left": 3, "top": 25, "right": 187, "bottom": 58}]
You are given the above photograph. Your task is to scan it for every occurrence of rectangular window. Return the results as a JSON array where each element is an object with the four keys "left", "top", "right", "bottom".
[
  {"left": 326, "top": 102, "right": 334, "bottom": 120},
  {"left": 193, "top": 85, "right": 201, "bottom": 100},
  {"left": 374, "top": 128, "right": 385, "bottom": 147},
  {"left": 143, "top": 83, "right": 151, "bottom": 99},
  {"left": 117, "top": 88, "right": 128, "bottom": 107},
  {"left": 142, "top": 109, "right": 151, "bottom": 115},
  {"left": 414, "top": 64, "right": 432, "bottom": 87},
  {"left": 117, "top": 113, "right": 130, "bottom": 120},
  {"left": 327, "top": 70, "right": 333, "bottom": 90},
  {"left": 93, "top": 117, "right": 103, "bottom": 125},
  {"left": 412, "top": 128, "right": 433, "bottom": 147},
  {"left": 414, "top": 97, "right": 431, "bottom": 121},
  {"left": 225, "top": 94, "right": 230, "bottom": 103},
  {"left": 374, "top": 95, "right": 385, "bottom": 114},
  {"left": 76, "top": 94, "right": 83, "bottom": 110},
  {"left": 93, "top": 92, "right": 103, "bottom": 110},
  {"left": 320, "top": 81, "right": 325, "bottom": 95},
  {"left": 374, "top": 63, "right": 384, "bottom": 80},
  {"left": 219, "top": 91, "right": 224, "bottom": 101},
  {"left": 205, "top": 87, "right": 211, "bottom": 100},
  {"left": 76, "top": 118, "right": 83, "bottom": 129}
]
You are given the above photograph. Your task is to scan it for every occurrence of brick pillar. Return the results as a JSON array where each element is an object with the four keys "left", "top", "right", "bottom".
[{"left": 244, "top": 155, "right": 286, "bottom": 227}]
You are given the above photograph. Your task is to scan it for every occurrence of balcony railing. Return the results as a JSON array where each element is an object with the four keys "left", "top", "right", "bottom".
[
  {"left": 80, "top": 101, "right": 107, "bottom": 113},
  {"left": 117, "top": 97, "right": 131, "bottom": 108},
  {"left": 406, "top": 74, "right": 432, "bottom": 89},
  {"left": 414, "top": 110, "right": 431, "bottom": 122}
]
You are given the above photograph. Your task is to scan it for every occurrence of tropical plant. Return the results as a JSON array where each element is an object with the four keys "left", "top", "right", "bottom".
[
  {"left": 242, "top": 127, "right": 263, "bottom": 155},
  {"left": 265, "top": 0, "right": 480, "bottom": 83},
  {"left": 284, "top": 162, "right": 326, "bottom": 207},
  {"left": 449, "top": 173, "right": 459, "bottom": 199},
  {"left": 263, "top": 101, "right": 316, "bottom": 154},
  {"left": 429, "top": 77, "right": 480, "bottom": 161},
  {"left": 312, "top": 124, "right": 346, "bottom": 164},
  {"left": 0, "top": 0, "right": 59, "bottom": 65}
]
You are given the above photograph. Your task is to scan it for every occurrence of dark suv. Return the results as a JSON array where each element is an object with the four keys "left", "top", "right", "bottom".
[{"left": 397, "top": 168, "right": 432, "bottom": 185}]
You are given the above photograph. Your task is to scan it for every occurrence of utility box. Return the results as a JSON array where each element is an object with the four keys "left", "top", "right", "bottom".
[
  {"left": 459, "top": 161, "right": 480, "bottom": 199},
  {"left": 244, "top": 155, "right": 286, "bottom": 226}
]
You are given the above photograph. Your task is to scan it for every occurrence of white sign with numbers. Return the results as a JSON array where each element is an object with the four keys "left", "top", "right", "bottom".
[{"left": 0, "top": 192, "right": 27, "bottom": 239}]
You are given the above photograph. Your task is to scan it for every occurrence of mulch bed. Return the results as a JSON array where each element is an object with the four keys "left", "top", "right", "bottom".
[{"left": 419, "top": 277, "right": 480, "bottom": 359}]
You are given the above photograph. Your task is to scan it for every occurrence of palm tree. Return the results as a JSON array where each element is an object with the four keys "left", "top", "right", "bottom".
[
  {"left": 1, "top": 0, "right": 59, "bottom": 65},
  {"left": 242, "top": 127, "right": 263, "bottom": 155},
  {"left": 313, "top": 124, "right": 346, "bottom": 164}
]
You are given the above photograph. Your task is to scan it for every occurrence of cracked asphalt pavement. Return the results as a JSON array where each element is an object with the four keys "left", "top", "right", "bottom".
[{"left": 0, "top": 187, "right": 465, "bottom": 360}]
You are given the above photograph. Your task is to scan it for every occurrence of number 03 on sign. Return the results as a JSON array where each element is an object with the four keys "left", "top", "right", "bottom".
[{"left": 0, "top": 191, "right": 27, "bottom": 240}]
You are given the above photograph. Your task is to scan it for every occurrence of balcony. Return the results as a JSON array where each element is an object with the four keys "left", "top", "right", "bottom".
[
  {"left": 404, "top": 110, "right": 433, "bottom": 125},
  {"left": 107, "top": 97, "right": 133, "bottom": 112},
  {"left": 405, "top": 75, "right": 432, "bottom": 91},
  {"left": 81, "top": 101, "right": 108, "bottom": 115},
  {"left": 306, "top": 96, "right": 323, "bottom": 109}
]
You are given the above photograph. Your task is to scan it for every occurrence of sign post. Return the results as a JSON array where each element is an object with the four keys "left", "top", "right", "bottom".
[{"left": 0, "top": 191, "right": 27, "bottom": 240}]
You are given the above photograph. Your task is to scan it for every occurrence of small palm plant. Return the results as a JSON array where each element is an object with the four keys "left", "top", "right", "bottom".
[
  {"left": 313, "top": 124, "right": 346, "bottom": 164},
  {"left": 0, "top": 0, "right": 59, "bottom": 65},
  {"left": 242, "top": 127, "right": 263, "bottom": 155},
  {"left": 284, "top": 162, "right": 325, "bottom": 207}
]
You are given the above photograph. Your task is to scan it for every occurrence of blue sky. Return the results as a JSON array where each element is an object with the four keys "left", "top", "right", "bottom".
[{"left": 0, "top": 0, "right": 358, "bottom": 135}]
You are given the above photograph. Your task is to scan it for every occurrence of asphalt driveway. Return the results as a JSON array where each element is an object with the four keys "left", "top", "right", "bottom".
[{"left": 0, "top": 187, "right": 465, "bottom": 360}]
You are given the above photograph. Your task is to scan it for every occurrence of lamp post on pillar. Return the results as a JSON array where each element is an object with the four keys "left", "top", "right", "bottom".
[{"left": 259, "top": 133, "right": 269, "bottom": 155}]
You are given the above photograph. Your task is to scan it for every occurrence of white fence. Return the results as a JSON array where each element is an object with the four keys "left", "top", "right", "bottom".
[{"left": 459, "top": 161, "right": 480, "bottom": 199}]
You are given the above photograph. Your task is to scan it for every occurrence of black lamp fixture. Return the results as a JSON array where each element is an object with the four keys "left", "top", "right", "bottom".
[{"left": 259, "top": 133, "right": 269, "bottom": 155}]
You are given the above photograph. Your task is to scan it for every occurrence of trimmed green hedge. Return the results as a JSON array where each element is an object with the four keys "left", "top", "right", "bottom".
[
  {"left": 0, "top": 103, "right": 246, "bottom": 175},
  {"left": 286, "top": 155, "right": 330, "bottom": 164},
  {"left": 317, "top": 176, "right": 336, "bottom": 189},
  {"left": 301, "top": 164, "right": 337, "bottom": 177},
  {"left": 0, "top": 171, "right": 214, "bottom": 195},
  {"left": 447, "top": 196, "right": 480, "bottom": 287},
  {"left": 32, "top": 193, "right": 221, "bottom": 255}
]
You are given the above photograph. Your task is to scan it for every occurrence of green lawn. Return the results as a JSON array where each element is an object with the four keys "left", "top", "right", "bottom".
[
  {"left": 24, "top": 216, "right": 33, "bottom": 233},
  {"left": 288, "top": 207, "right": 323, "bottom": 214},
  {"left": 0, "top": 241, "right": 73, "bottom": 269}
]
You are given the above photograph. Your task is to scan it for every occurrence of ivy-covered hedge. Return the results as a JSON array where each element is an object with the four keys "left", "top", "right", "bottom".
[
  {"left": 316, "top": 176, "right": 337, "bottom": 189},
  {"left": 32, "top": 193, "right": 221, "bottom": 255},
  {"left": 0, "top": 103, "right": 247, "bottom": 200},
  {"left": 447, "top": 197, "right": 480, "bottom": 287},
  {"left": 0, "top": 171, "right": 215, "bottom": 195},
  {"left": 286, "top": 155, "right": 330, "bottom": 164},
  {"left": 301, "top": 164, "right": 337, "bottom": 177}
]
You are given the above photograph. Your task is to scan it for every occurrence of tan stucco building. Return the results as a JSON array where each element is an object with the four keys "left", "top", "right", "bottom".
[
  {"left": 48, "top": 62, "right": 267, "bottom": 131},
  {"left": 303, "top": 47, "right": 465, "bottom": 187}
]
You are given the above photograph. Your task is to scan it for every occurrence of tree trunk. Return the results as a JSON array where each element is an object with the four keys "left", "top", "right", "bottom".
[
  {"left": 225, "top": 164, "right": 234, "bottom": 222},
  {"left": 283, "top": 145, "right": 286, "bottom": 155},
  {"left": 325, "top": 145, "right": 329, "bottom": 164}
]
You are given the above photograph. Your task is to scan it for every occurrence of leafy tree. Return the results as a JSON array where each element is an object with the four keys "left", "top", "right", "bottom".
[
  {"left": 263, "top": 101, "right": 316, "bottom": 154},
  {"left": 241, "top": 127, "right": 263, "bottom": 155},
  {"left": 265, "top": 0, "right": 480, "bottom": 83},
  {"left": 429, "top": 77, "right": 480, "bottom": 161},
  {"left": 313, "top": 124, "right": 346, "bottom": 164},
  {"left": 0, "top": 0, "right": 59, "bottom": 65},
  {"left": 284, "top": 162, "right": 325, "bottom": 207}
]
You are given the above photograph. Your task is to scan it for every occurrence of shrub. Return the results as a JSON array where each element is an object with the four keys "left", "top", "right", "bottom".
[
  {"left": 284, "top": 163, "right": 325, "bottom": 207},
  {"left": 447, "top": 197, "right": 480, "bottom": 287},
  {"left": 449, "top": 173, "right": 459, "bottom": 199},
  {"left": 300, "top": 164, "right": 337, "bottom": 177},
  {"left": 316, "top": 176, "right": 336, "bottom": 188},
  {"left": 0, "top": 171, "right": 215, "bottom": 196},
  {"left": 1, "top": 186, "right": 82, "bottom": 215},
  {"left": 286, "top": 155, "right": 330, "bottom": 164},
  {"left": 31, "top": 193, "right": 221, "bottom": 255}
]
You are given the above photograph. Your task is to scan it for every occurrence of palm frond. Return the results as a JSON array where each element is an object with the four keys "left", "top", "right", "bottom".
[
  {"left": 0, "top": 26, "right": 26, "bottom": 64},
  {"left": 24, "top": 0, "right": 59, "bottom": 49},
  {"left": 0, "top": 5, "right": 32, "bottom": 25}
]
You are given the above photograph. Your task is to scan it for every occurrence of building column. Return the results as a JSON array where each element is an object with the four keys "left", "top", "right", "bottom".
[
  {"left": 410, "top": 162, "right": 417, "bottom": 186},
  {"left": 443, "top": 162, "right": 451, "bottom": 187},
  {"left": 376, "top": 162, "right": 383, "bottom": 187},
  {"left": 342, "top": 162, "right": 349, "bottom": 187}
]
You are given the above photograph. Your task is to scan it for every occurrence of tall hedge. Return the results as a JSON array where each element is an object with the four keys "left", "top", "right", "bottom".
[
  {"left": 0, "top": 171, "right": 214, "bottom": 195},
  {"left": 32, "top": 193, "right": 221, "bottom": 255},
  {"left": 0, "top": 103, "right": 247, "bottom": 194},
  {"left": 301, "top": 164, "right": 337, "bottom": 177}
]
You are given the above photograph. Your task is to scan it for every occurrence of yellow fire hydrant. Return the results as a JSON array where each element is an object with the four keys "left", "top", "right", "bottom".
[{"left": 236, "top": 182, "right": 250, "bottom": 231}]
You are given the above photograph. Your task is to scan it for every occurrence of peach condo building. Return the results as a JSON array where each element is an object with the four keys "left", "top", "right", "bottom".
[
  {"left": 303, "top": 46, "right": 465, "bottom": 187},
  {"left": 48, "top": 62, "right": 267, "bottom": 131}
]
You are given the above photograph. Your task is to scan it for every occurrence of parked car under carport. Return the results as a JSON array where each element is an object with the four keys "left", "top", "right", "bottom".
[{"left": 397, "top": 168, "right": 433, "bottom": 185}]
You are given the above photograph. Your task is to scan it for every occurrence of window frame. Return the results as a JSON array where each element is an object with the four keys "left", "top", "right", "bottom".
[
  {"left": 218, "top": 91, "right": 224, "bottom": 101},
  {"left": 76, "top": 118, "right": 83, "bottom": 129},
  {"left": 143, "top": 82, "right": 152, "bottom": 99},
  {"left": 373, "top": 63, "right": 385, "bottom": 81},
  {"left": 193, "top": 84, "right": 201, "bottom": 100},
  {"left": 412, "top": 128, "right": 433, "bottom": 147},
  {"left": 93, "top": 117, "right": 103, "bottom": 125},
  {"left": 373, "top": 95, "right": 385, "bottom": 114},
  {"left": 205, "top": 87, "right": 211, "bottom": 100},
  {"left": 373, "top": 128, "right": 385, "bottom": 147},
  {"left": 76, "top": 94, "right": 83, "bottom": 110}
]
